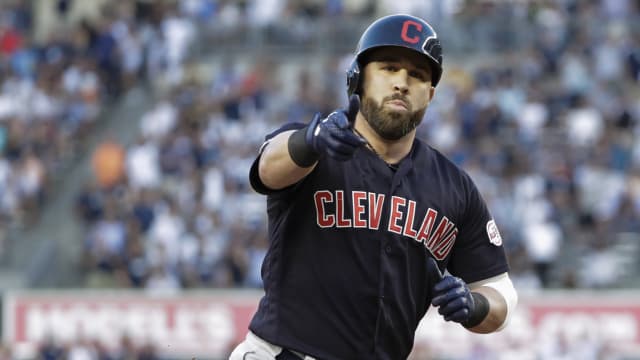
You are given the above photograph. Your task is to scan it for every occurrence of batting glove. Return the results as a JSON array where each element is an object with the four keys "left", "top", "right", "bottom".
[
  {"left": 305, "top": 94, "right": 367, "bottom": 161},
  {"left": 427, "top": 258, "right": 489, "bottom": 328}
]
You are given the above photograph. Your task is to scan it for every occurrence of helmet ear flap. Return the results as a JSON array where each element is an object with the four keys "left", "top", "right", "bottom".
[{"left": 346, "top": 59, "right": 361, "bottom": 97}]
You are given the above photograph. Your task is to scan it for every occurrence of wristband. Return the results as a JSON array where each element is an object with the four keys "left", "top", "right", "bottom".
[
  {"left": 463, "top": 292, "right": 490, "bottom": 328},
  {"left": 288, "top": 126, "right": 319, "bottom": 167}
]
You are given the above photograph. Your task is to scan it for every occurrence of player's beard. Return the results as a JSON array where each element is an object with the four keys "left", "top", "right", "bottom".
[{"left": 361, "top": 94, "right": 426, "bottom": 140}]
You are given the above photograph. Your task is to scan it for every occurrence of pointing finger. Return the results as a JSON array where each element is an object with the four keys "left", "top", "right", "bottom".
[{"left": 345, "top": 94, "right": 360, "bottom": 123}]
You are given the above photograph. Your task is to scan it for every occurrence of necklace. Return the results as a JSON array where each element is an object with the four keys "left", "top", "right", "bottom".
[{"left": 353, "top": 128, "right": 399, "bottom": 171}]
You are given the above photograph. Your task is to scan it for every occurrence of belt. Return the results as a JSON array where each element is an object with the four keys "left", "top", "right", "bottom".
[
  {"left": 247, "top": 331, "right": 316, "bottom": 360},
  {"left": 275, "top": 348, "right": 304, "bottom": 360}
]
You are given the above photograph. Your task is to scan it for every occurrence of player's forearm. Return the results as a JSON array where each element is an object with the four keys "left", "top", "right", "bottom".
[
  {"left": 465, "top": 286, "right": 508, "bottom": 334},
  {"left": 259, "top": 130, "right": 316, "bottom": 190}
]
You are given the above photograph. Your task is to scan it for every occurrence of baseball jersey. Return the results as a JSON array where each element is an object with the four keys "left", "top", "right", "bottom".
[{"left": 248, "top": 123, "right": 509, "bottom": 359}]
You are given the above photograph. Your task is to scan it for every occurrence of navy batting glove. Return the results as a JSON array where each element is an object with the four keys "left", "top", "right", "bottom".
[
  {"left": 427, "top": 258, "right": 489, "bottom": 327},
  {"left": 305, "top": 95, "right": 366, "bottom": 161}
]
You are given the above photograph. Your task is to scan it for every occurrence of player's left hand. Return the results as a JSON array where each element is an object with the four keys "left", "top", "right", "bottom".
[{"left": 427, "top": 257, "right": 476, "bottom": 324}]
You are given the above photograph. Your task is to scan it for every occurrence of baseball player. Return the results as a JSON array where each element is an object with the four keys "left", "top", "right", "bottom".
[{"left": 230, "top": 14, "right": 518, "bottom": 360}]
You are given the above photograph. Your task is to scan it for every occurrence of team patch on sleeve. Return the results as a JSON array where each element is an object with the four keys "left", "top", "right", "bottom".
[{"left": 486, "top": 219, "right": 502, "bottom": 246}]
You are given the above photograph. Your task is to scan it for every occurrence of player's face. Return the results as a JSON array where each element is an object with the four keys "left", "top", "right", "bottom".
[{"left": 360, "top": 47, "right": 435, "bottom": 140}]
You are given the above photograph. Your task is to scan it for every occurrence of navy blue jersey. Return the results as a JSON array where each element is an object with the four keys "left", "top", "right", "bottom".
[{"left": 248, "top": 123, "right": 509, "bottom": 359}]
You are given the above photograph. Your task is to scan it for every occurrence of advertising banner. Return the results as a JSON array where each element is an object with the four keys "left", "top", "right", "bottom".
[{"left": 4, "top": 291, "right": 640, "bottom": 359}]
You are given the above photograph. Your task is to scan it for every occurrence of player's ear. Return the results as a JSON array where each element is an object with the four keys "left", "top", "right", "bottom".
[{"left": 429, "top": 86, "right": 435, "bottom": 101}]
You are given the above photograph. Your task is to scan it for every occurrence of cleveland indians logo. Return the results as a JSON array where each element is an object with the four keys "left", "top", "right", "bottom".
[
  {"left": 400, "top": 20, "right": 442, "bottom": 64},
  {"left": 401, "top": 20, "right": 423, "bottom": 44}
]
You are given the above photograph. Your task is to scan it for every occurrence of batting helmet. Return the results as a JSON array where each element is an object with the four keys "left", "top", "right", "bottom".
[{"left": 346, "top": 14, "right": 444, "bottom": 96}]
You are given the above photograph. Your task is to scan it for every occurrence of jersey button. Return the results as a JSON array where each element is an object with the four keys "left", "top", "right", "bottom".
[{"left": 385, "top": 245, "right": 392, "bottom": 253}]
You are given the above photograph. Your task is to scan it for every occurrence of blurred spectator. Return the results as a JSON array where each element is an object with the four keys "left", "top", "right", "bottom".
[
  {"left": 83, "top": 198, "right": 127, "bottom": 288},
  {"left": 522, "top": 217, "right": 562, "bottom": 288},
  {"left": 125, "top": 135, "right": 161, "bottom": 190},
  {"left": 37, "top": 335, "right": 65, "bottom": 360},
  {"left": 0, "top": 18, "right": 23, "bottom": 57},
  {"left": 160, "top": 1, "right": 196, "bottom": 85},
  {"left": 91, "top": 136, "right": 125, "bottom": 190},
  {"left": 66, "top": 337, "right": 96, "bottom": 360}
]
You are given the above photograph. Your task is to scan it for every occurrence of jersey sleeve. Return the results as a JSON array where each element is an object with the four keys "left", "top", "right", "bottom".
[
  {"left": 447, "top": 174, "right": 509, "bottom": 283},
  {"left": 249, "top": 122, "right": 306, "bottom": 195}
]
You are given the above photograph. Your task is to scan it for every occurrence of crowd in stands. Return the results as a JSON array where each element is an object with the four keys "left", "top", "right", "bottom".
[
  {"left": 0, "top": 0, "right": 199, "bottom": 257},
  {"left": 71, "top": 0, "right": 640, "bottom": 298}
]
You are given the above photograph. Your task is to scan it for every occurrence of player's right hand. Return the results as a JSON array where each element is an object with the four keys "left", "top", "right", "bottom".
[{"left": 305, "top": 95, "right": 367, "bottom": 161}]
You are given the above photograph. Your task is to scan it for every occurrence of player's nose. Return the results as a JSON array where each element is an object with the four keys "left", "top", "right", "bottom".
[{"left": 392, "top": 71, "right": 409, "bottom": 94}]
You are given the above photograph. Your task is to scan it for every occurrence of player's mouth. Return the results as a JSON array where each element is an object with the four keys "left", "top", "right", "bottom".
[{"left": 385, "top": 99, "right": 409, "bottom": 110}]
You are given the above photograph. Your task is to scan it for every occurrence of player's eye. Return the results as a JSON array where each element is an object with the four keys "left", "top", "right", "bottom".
[
  {"left": 409, "top": 70, "right": 428, "bottom": 81},
  {"left": 382, "top": 64, "right": 398, "bottom": 72}
]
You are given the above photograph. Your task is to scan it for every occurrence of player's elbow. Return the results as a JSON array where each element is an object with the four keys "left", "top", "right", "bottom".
[
  {"left": 258, "top": 154, "right": 281, "bottom": 190},
  {"left": 258, "top": 153, "right": 309, "bottom": 190}
]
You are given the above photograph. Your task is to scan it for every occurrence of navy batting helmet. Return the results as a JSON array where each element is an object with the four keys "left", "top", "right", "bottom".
[{"left": 346, "top": 14, "right": 444, "bottom": 96}]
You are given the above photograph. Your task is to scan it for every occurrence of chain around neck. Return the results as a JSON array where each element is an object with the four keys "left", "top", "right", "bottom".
[{"left": 352, "top": 127, "right": 399, "bottom": 171}]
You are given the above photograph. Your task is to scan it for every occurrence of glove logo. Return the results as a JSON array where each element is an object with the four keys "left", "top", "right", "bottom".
[{"left": 486, "top": 219, "right": 502, "bottom": 246}]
